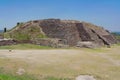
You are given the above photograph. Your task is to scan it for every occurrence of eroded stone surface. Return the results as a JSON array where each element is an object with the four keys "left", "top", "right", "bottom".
[
  {"left": 76, "top": 75, "right": 96, "bottom": 80},
  {"left": 16, "top": 68, "right": 25, "bottom": 75}
]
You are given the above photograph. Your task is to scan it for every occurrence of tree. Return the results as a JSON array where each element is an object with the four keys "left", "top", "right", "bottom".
[{"left": 4, "top": 27, "right": 7, "bottom": 32}]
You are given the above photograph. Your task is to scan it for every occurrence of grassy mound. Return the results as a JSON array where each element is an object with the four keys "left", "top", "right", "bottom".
[{"left": 4, "top": 22, "right": 47, "bottom": 41}]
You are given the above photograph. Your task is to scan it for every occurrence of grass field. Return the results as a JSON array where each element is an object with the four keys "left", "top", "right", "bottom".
[
  {"left": 0, "top": 44, "right": 120, "bottom": 80},
  {"left": 0, "top": 44, "right": 53, "bottom": 50}
]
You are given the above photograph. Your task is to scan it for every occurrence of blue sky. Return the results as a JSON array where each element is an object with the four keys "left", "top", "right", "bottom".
[{"left": 0, "top": 0, "right": 120, "bottom": 32}]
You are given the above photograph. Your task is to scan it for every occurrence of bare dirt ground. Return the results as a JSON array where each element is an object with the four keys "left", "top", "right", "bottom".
[{"left": 0, "top": 46, "right": 120, "bottom": 80}]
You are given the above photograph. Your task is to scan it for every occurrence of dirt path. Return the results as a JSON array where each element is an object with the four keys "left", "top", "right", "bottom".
[
  {"left": 0, "top": 49, "right": 120, "bottom": 66},
  {"left": 0, "top": 49, "right": 84, "bottom": 64}
]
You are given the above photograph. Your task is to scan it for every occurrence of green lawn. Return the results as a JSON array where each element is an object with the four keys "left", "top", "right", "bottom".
[
  {"left": 0, "top": 74, "right": 38, "bottom": 80},
  {"left": 0, "top": 69, "right": 70, "bottom": 80},
  {"left": 0, "top": 44, "right": 53, "bottom": 50}
]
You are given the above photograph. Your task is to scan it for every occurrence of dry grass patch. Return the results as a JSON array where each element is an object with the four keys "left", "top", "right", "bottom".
[{"left": 0, "top": 45, "right": 120, "bottom": 80}]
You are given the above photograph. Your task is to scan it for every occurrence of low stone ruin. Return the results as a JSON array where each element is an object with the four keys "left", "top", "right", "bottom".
[{"left": 0, "top": 39, "right": 16, "bottom": 46}]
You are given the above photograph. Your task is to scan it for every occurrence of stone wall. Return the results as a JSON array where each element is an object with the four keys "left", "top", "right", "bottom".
[
  {"left": 39, "top": 19, "right": 117, "bottom": 46},
  {"left": 31, "top": 38, "right": 69, "bottom": 48},
  {"left": 0, "top": 40, "right": 17, "bottom": 46},
  {"left": 39, "top": 19, "right": 81, "bottom": 46}
]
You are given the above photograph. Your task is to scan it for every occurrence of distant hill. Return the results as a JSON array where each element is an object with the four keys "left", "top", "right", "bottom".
[
  {"left": 113, "top": 32, "right": 120, "bottom": 35},
  {"left": 112, "top": 32, "right": 120, "bottom": 42},
  {"left": 0, "top": 30, "right": 3, "bottom": 33}
]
